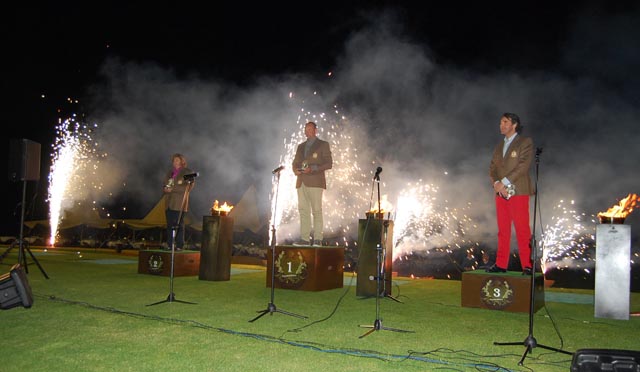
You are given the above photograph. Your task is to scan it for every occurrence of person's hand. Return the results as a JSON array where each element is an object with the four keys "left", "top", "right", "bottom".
[
  {"left": 302, "top": 167, "right": 312, "bottom": 174},
  {"left": 163, "top": 186, "right": 173, "bottom": 193},
  {"left": 493, "top": 181, "right": 504, "bottom": 193}
]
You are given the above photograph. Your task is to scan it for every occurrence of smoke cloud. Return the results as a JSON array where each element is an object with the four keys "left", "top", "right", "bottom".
[{"left": 85, "top": 8, "right": 640, "bottom": 255}]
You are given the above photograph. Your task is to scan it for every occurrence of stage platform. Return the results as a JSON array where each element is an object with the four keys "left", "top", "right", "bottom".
[
  {"left": 266, "top": 245, "right": 344, "bottom": 291},
  {"left": 461, "top": 269, "right": 544, "bottom": 313},
  {"left": 137, "top": 249, "right": 200, "bottom": 276}
]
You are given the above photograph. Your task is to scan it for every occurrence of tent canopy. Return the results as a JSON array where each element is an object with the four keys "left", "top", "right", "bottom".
[
  {"left": 120, "top": 185, "right": 265, "bottom": 233},
  {"left": 120, "top": 197, "right": 202, "bottom": 231},
  {"left": 24, "top": 202, "right": 112, "bottom": 230},
  {"left": 227, "top": 185, "right": 263, "bottom": 233}
]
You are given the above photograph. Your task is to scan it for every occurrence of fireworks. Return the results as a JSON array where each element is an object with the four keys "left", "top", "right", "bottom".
[
  {"left": 270, "top": 103, "right": 372, "bottom": 242},
  {"left": 48, "top": 115, "right": 105, "bottom": 245},
  {"left": 271, "top": 95, "right": 479, "bottom": 257},
  {"left": 393, "top": 181, "right": 477, "bottom": 260},
  {"left": 541, "top": 199, "right": 596, "bottom": 274}
]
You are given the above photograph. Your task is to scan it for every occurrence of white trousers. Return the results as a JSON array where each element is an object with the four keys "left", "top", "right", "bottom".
[{"left": 297, "top": 183, "right": 324, "bottom": 241}]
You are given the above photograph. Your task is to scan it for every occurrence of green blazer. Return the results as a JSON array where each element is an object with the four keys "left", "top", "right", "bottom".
[
  {"left": 293, "top": 138, "right": 333, "bottom": 189},
  {"left": 489, "top": 135, "right": 534, "bottom": 196},
  {"left": 164, "top": 167, "right": 194, "bottom": 211}
]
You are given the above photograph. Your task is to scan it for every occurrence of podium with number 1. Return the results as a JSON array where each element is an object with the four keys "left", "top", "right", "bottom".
[{"left": 266, "top": 246, "right": 344, "bottom": 291}]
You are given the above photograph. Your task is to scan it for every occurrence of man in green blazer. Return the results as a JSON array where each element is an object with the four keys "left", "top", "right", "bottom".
[{"left": 292, "top": 121, "right": 333, "bottom": 246}]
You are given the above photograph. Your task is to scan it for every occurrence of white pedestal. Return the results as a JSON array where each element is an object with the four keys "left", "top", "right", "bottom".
[{"left": 595, "top": 224, "right": 630, "bottom": 320}]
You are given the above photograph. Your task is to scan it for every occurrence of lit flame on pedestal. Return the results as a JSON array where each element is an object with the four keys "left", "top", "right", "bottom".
[
  {"left": 212, "top": 200, "right": 234, "bottom": 214},
  {"left": 368, "top": 194, "right": 393, "bottom": 215},
  {"left": 597, "top": 193, "right": 638, "bottom": 219}
]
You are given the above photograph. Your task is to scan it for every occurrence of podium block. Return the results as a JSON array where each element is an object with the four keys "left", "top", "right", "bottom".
[
  {"left": 356, "top": 219, "right": 393, "bottom": 297},
  {"left": 266, "top": 246, "right": 344, "bottom": 291},
  {"left": 200, "top": 215, "right": 234, "bottom": 281},
  {"left": 138, "top": 250, "right": 200, "bottom": 276},
  {"left": 461, "top": 270, "right": 544, "bottom": 313},
  {"left": 595, "top": 224, "right": 630, "bottom": 320}
]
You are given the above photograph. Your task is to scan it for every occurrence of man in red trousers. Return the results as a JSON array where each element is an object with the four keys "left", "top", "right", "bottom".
[{"left": 488, "top": 113, "right": 534, "bottom": 275}]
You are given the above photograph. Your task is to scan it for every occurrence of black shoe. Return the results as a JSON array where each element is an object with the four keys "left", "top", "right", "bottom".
[
  {"left": 486, "top": 264, "right": 507, "bottom": 273},
  {"left": 522, "top": 267, "right": 533, "bottom": 275},
  {"left": 292, "top": 240, "right": 310, "bottom": 246},
  {"left": 312, "top": 240, "right": 322, "bottom": 247}
]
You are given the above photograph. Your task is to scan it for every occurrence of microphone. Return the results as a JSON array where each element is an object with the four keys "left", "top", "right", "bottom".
[
  {"left": 183, "top": 172, "right": 199, "bottom": 180},
  {"left": 272, "top": 165, "right": 285, "bottom": 174},
  {"left": 373, "top": 166, "right": 382, "bottom": 180}
]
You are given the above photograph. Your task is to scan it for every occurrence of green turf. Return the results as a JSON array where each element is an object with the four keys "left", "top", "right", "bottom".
[{"left": 1, "top": 247, "right": 639, "bottom": 372}]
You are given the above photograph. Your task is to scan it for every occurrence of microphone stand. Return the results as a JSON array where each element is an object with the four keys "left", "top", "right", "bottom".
[
  {"left": 147, "top": 178, "right": 196, "bottom": 306},
  {"left": 249, "top": 167, "right": 307, "bottom": 322},
  {"left": 359, "top": 172, "right": 412, "bottom": 338},
  {"left": 493, "top": 147, "right": 571, "bottom": 364}
]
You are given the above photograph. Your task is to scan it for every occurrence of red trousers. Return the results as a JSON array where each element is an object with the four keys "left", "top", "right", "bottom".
[{"left": 495, "top": 195, "right": 532, "bottom": 270}]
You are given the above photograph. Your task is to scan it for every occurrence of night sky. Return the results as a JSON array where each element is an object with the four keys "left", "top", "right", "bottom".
[{"left": 4, "top": 2, "right": 640, "bottom": 240}]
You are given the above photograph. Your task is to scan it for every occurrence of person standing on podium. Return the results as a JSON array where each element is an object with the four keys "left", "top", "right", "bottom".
[
  {"left": 292, "top": 121, "right": 333, "bottom": 246},
  {"left": 487, "top": 113, "right": 534, "bottom": 275},
  {"left": 163, "top": 153, "right": 194, "bottom": 251}
]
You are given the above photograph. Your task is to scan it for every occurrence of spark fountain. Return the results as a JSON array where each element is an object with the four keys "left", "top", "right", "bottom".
[
  {"left": 393, "top": 181, "right": 478, "bottom": 262},
  {"left": 270, "top": 98, "right": 372, "bottom": 244},
  {"left": 271, "top": 95, "right": 481, "bottom": 279},
  {"left": 48, "top": 115, "right": 105, "bottom": 246},
  {"left": 541, "top": 199, "right": 597, "bottom": 275}
]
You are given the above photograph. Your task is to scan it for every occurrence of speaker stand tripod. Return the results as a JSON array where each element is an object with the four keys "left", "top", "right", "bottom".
[
  {"left": 493, "top": 147, "right": 571, "bottom": 365},
  {"left": 147, "top": 178, "right": 196, "bottom": 306},
  {"left": 1, "top": 180, "right": 49, "bottom": 278},
  {"left": 249, "top": 167, "right": 307, "bottom": 322}
]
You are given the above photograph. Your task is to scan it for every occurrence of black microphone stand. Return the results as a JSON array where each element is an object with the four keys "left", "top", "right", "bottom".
[
  {"left": 147, "top": 177, "right": 196, "bottom": 306},
  {"left": 250, "top": 167, "right": 307, "bottom": 322},
  {"left": 359, "top": 171, "right": 412, "bottom": 338},
  {"left": 493, "top": 147, "right": 571, "bottom": 365}
]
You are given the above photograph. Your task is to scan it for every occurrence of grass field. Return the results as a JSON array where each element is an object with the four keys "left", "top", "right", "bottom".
[{"left": 1, "top": 247, "right": 639, "bottom": 371}]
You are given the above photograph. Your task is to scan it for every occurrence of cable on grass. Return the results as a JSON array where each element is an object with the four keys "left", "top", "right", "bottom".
[
  {"left": 40, "top": 293, "right": 517, "bottom": 371},
  {"left": 281, "top": 272, "right": 355, "bottom": 337}
]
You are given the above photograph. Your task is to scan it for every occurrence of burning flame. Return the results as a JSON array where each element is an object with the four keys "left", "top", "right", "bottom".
[
  {"left": 368, "top": 194, "right": 393, "bottom": 213},
  {"left": 597, "top": 193, "right": 638, "bottom": 218},
  {"left": 212, "top": 200, "right": 234, "bottom": 213}
]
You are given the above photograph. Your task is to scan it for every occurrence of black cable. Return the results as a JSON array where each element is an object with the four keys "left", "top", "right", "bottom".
[
  {"left": 542, "top": 302, "right": 565, "bottom": 350},
  {"left": 38, "top": 293, "right": 523, "bottom": 370},
  {"left": 281, "top": 272, "right": 356, "bottom": 336}
]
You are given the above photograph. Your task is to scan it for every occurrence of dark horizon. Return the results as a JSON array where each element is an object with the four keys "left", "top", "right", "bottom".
[{"left": 4, "top": 3, "right": 640, "bottom": 247}]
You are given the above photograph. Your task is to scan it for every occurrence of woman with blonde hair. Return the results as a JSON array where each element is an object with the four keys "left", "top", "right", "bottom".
[{"left": 163, "top": 153, "right": 193, "bottom": 250}]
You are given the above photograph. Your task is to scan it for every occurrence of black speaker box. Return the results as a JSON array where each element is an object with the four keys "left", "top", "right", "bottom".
[
  {"left": 0, "top": 264, "right": 34, "bottom": 310},
  {"left": 571, "top": 349, "right": 640, "bottom": 372},
  {"left": 8, "top": 138, "right": 41, "bottom": 181}
]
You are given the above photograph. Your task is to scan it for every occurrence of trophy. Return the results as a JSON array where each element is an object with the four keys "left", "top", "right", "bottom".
[
  {"left": 297, "top": 161, "right": 308, "bottom": 173},
  {"left": 165, "top": 177, "right": 175, "bottom": 189},
  {"left": 502, "top": 184, "right": 516, "bottom": 200}
]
